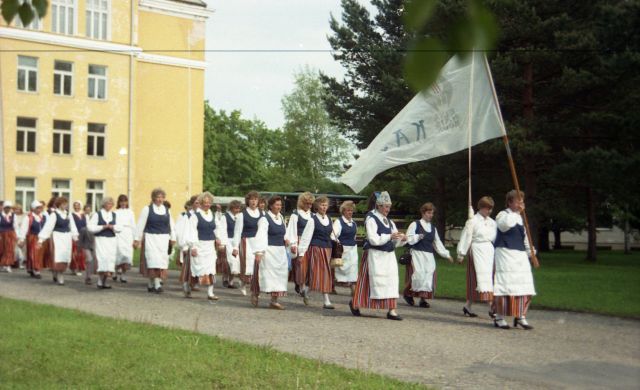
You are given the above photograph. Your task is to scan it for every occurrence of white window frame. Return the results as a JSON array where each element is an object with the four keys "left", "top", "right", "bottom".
[
  {"left": 53, "top": 120, "right": 72, "bottom": 155},
  {"left": 15, "top": 177, "right": 37, "bottom": 211},
  {"left": 16, "top": 117, "right": 37, "bottom": 153},
  {"left": 85, "top": 0, "right": 110, "bottom": 41},
  {"left": 88, "top": 64, "right": 107, "bottom": 100},
  {"left": 86, "top": 180, "right": 105, "bottom": 213},
  {"left": 51, "top": 0, "right": 76, "bottom": 35},
  {"left": 15, "top": 1, "right": 42, "bottom": 30},
  {"left": 17, "top": 55, "right": 38, "bottom": 93},
  {"left": 53, "top": 60, "right": 74, "bottom": 97},
  {"left": 87, "top": 123, "right": 106, "bottom": 157},
  {"left": 52, "top": 179, "right": 72, "bottom": 200}
]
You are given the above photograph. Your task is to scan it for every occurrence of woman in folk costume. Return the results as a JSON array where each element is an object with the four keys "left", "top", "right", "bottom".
[
  {"left": 176, "top": 196, "right": 198, "bottom": 292},
  {"left": 250, "top": 196, "right": 290, "bottom": 309},
  {"left": 41, "top": 197, "right": 57, "bottom": 270},
  {"left": 134, "top": 188, "right": 176, "bottom": 294},
  {"left": 332, "top": 200, "right": 358, "bottom": 295},
  {"left": 220, "top": 200, "right": 242, "bottom": 289},
  {"left": 184, "top": 192, "right": 227, "bottom": 300},
  {"left": 456, "top": 196, "right": 497, "bottom": 318},
  {"left": 404, "top": 203, "right": 453, "bottom": 308},
  {"left": 87, "top": 197, "right": 121, "bottom": 289},
  {"left": 298, "top": 196, "right": 336, "bottom": 309},
  {"left": 286, "top": 192, "right": 315, "bottom": 296},
  {"left": 78, "top": 204, "right": 97, "bottom": 285},
  {"left": 114, "top": 194, "right": 136, "bottom": 283},
  {"left": 492, "top": 190, "right": 536, "bottom": 330},
  {"left": 12, "top": 203, "right": 26, "bottom": 269},
  {"left": 350, "top": 191, "right": 407, "bottom": 320},
  {"left": 0, "top": 201, "right": 18, "bottom": 272},
  {"left": 69, "top": 201, "right": 87, "bottom": 276},
  {"left": 17, "top": 201, "right": 47, "bottom": 278},
  {"left": 232, "top": 191, "right": 264, "bottom": 296},
  {"left": 37, "top": 197, "right": 79, "bottom": 285}
]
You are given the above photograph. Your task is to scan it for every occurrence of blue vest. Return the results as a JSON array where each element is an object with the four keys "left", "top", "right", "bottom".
[
  {"left": 338, "top": 217, "right": 357, "bottom": 246},
  {"left": 225, "top": 212, "right": 236, "bottom": 239},
  {"left": 266, "top": 213, "right": 286, "bottom": 247},
  {"left": 241, "top": 209, "right": 260, "bottom": 238},
  {"left": 363, "top": 213, "right": 395, "bottom": 252},
  {"left": 411, "top": 220, "right": 435, "bottom": 253},
  {"left": 310, "top": 214, "right": 332, "bottom": 249},
  {"left": 144, "top": 205, "right": 171, "bottom": 234},
  {"left": 73, "top": 213, "right": 87, "bottom": 231},
  {"left": 196, "top": 212, "right": 216, "bottom": 241},
  {"left": 0, "top": 214, "right": 13, "bottom": 233},
  {"left": 53, "top": 212, "right": 71, "bottom": 233},
  {"left": 29, "top": 214, "right": 46, "bottom": 235},
  {"left": 94, "top": 211, "right": 116, "bottom": 238},
  {"left": 292, "top": 209, "right": 308, "bottom": 237},
  {"left": 495, "top": 218, "right": 526, "bottom": 252}
]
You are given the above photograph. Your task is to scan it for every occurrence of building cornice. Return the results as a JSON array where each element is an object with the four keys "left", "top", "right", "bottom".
[
  {"left": 139, "top": 0, "right": 212, "bottom": 21},
  {"left": 137, "top": 52, "right": 207, "bottom": 69}
]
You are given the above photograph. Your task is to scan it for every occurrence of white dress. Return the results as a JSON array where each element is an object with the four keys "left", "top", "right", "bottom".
[
  {"left": 254, "top": 211, "right": 290, "bottom": 293},
  {"left": 232, "top": 208, "right": 263, "bottom": 277},
  {"left": 88, "top": 209, "right": 121, "bottom": 273},
  {"left": 185, "top": 208, "right": 227, "bottom": 278},
  {"left": 456, "top": 212, "right": 497, "bottom": 292},
  {"left": 38, "top": 209, "right": 79, "bottom": 264},
  {"left": 365, "top": 211, "right": 404, "bottom": 299},
  {"left": 134, "top": 204, "right": 176, "bottom": 270},
  {"left": 224, "top": 211, "right": 240, "bottom": 275},
  {"left": 493, "top": 209, "right": 536, "bottom": 297},
  {"left": 114, "top": 208, "right": 135, "bottom": 266},
  {"left": 333, "top": 216, "right": 358, "bottom": 283},
  {"left": 406, "top": 220, "right": 450, "bottom": 293}
]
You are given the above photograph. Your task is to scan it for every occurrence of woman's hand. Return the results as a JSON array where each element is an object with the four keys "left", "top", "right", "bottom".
[
  {"left": 133, "top": 240, "right": 141, "bottom": 249},
  {"left": 290, "top": 245, "right": 297, "bottom": 255},
  {"left": 456, "top": 256, "right": 464, "bottom": 264},
  {"left": 255, "top": 253, "right": 263, "bottom": 263},
  {"left": 232, "top": 249, "right": 238, "bottom": 257},
  {"left": 190, "top": 248, "right": 198, "bottom": 257}
]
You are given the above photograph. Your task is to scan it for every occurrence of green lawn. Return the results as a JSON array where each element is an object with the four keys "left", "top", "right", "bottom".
[{"left": 0, "top": 298, "right": 424, "bottom": 389}]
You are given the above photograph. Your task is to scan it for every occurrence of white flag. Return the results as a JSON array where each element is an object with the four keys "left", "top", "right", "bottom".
[{"left": 339, "top": 52, "right": 505, "bottom": 193}]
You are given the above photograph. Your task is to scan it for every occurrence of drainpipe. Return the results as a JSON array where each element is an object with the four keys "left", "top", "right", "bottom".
[{"left": 127, "top": 0, "right": 135, "bottom": 206}]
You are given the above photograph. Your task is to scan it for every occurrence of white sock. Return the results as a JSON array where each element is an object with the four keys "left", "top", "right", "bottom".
[
  {"left": 303, "top": 286, "right": 309, "bottom": 296},
  {"left": 207, "top": 285, "right": 214, "bottom": 297},
  {"left": 154, "top": 278, "right": 161, "bottom": 289},
  {"left": 148, "top": 279, "right": 154, "bottom": 288},
  {"left": 58, "top": 274, "right": 64, "bottom": 284},
  {"left": 323, "top": 293, "right": 331, "bottom": 305},
  {"left": 97, "top": 277, "right": 103, "bottom": 286}
]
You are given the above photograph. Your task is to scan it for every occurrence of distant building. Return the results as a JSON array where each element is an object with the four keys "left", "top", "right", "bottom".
[{"left": 0, "top": 0, "right": 210, "bottom": 211}]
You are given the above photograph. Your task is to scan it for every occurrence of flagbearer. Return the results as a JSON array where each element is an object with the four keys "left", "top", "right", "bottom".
[
  {"left": 492, "top": 190, "right": 536, "bottom": 330},
  {"left": 456, "top": 196, "right": 497, "bottom": 318},
  {"left": 286, "top": 192, "right": 315, "bottom": 296}
]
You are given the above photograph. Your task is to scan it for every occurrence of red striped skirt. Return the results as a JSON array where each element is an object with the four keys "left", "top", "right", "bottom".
[
  {"left": 294, "top": 250, "right": 311, "bottom": 286},
  {"left": 352, "top": 250, "right": 397, "bottom": 310},
  {"left": 139, "top": 240, "right": 147, "bottom": 275},
  {"left": 403, "top": 263, "right": 436, "bottom": 299},
  {"left": 70, "top": 241, "right": 87, "bottom": 271},
  {"left": 466, "top": 251, "right": 493, "bottom": 302},
  {"left": 493, "top": 295, "right": 532, "bottom": 317},
  {"left": 26, "top": 234, "right": 44, "bottom": 272},
  {"left": 308, "top": 246, "right": 333, "bottom": 293},
  {"left": 179, "top": 250, "right": 192, "bottom": 283},
  {"left": 42, "top": 239, "right": 53, "bottom": 269},
  {"left": 0, "top": 230, "right": 17, "bottom": 267},
  {"left": 216, "top": 247, "right": 230, "bottom": 276},
  {"left": 239, "top": 238, "right": 252, "bottom": 284},
  {"left": 250, "top": 260, "right": 286, "bottom": 297}
]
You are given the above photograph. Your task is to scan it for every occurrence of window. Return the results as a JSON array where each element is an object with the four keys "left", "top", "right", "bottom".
[
  {"left": 52, "top": 179, "right": 72, "bottom": 200},
  {"left": 54, "top": 61, "right": 73, "bottom": 96},
  {"left": 53, "top": 120, "right": 72, "bottom": 155},
  {"left": 86, "top": 180, "right": 104, "bottom": 213},
  {"left": 16, "top": 117, "right": 37, "bottom": 153},
  {"left": 88, "top": 65, "right": 107, "bottom": 99},
  {"left": 52, "top": 0, "right": 75, "bottom": 35},
  {"left": 87, "top": 123, "right": 105, "bottom": 157},
  {"left": 15, "top": 178, "right": 36, "bottom": 211},
  {"left": 86, "top": 0, "right": 109, "bottom": 40},
  {"left": 15, "top": 1, "right": 42, "bottom": 30},
  {"left": 17, "top": 56, "right": 38, "bottom": 92}
]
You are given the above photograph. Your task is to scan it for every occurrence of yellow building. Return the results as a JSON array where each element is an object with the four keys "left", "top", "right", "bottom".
[{"left": 0, "top": 0, "right": 209, "bottom": 213}]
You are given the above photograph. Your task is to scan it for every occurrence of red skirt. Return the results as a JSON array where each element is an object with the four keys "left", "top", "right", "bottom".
[
  {"left": 216, "top": 247, "right": 230, "bottom": 276},
  {"left": 0, "top": 230, "right": 17, "bottom": 267},
  {"left": 352, "top": 251, "right": 397, "bottom": 310},
  {"left": 493, "top": 295, "right": 532, "bottom": 317},
  {"left": 466, "top": 251, "right": 493, "bottom": 302},
  {"left": 26, "top": 234, "right": 44, "bottom": 272},
  {"left": 308, "top": 246, "right": 333, "bottom": 293},
  {"left": 69, "top": 241, "right": 86, "bottom": 271},
  {"left": 403, "top": 263, "right": 436, "bottom": 299},
  {"left": 250, "top": 260, "right": 286, "bottom": 297},
  {"left": 238, "top": 238, "right": 252, "bottom": 284},
  {"left": 42, "top": 239, "right": 53, "bottom": 269},
  {"left": 294, "top": 250, "right": 311, "bottom": 286},
  {"left": 138, "top": 240, "right": 147, "bottom": 275},
  {"left": 179, "top": 250, "right": 192, "bottom": 283}
]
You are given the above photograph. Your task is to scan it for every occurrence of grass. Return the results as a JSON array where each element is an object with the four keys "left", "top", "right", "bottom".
[
  {"left": 0, "top": 297, "right": 425, "bottom": 389},
  {"left": 388, "top": 248, "right": 640, "bottom": 318}
]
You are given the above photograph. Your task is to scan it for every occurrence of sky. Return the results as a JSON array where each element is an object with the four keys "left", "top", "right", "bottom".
[{"left": 202, "top": 0, "right": 375, "bottom": 129}]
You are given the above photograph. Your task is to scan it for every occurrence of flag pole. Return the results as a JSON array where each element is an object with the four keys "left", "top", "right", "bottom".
[
  {"left": 482, "top": 54, "right": 540, "bottom": 268},
  {"left": 466, "top": 53, "right": 476, "bottom": 220}
]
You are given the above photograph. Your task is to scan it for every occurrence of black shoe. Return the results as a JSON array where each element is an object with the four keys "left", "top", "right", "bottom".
[
  {"left": 28, "top": 271, "right": 34, "bottom": 277},
  {"left": 154, "top": 287, "right": 163, "bottom": 294},
  {"left": 386, "top": 312, "right": 403, "bottom": 321},
  {"left": 112, "top": 276, "right": 118, "bottom": 281},
  {"left": 103, "top": 285, "right": 112, "bottom": 289},
  {"left": 513, "top": 317, "right": 534, "bottom": 330},
  {"left": 147, "top": 287, "right": 154, "bottom": 292},
  {"left": 323, "top": 304, "right": 335, "bottom": 310},
  {"left": 120, "top": 279, "right": 127, "bottom": 283},
  {"left": 348, "top": 300, "right": 361, "bottom": 317},
  {"left": 403, "top": 295, "right": 415, "bottom": 306},
  {"left": 223, "top": 280, "right": 229, "bottom": 288},
  {"left": 34, "top": 274, "right": 42, "bottom": 279},
  {"left": 53, "top": 275, "right": 58, "bottom": 283},
  {"left": 227, "top": 284, "right": 237, "bottom": 289},
  {"left": 494, "top": 319, "right": 510, "bottom": 329},
  {"left": 488, "top": 310, "right": 496, "bottom": 319},
  {"left": 295, "top": 284, "right": 300, "bottom": 295},
  {"left": 463, "top": 307, "right": 478, "bottom": 317},
  {"left": 419, "top": 300, "right": 430, "bottom": 308}
]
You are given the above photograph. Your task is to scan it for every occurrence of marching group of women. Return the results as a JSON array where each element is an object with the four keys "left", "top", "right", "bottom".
[{"left": 0, "top": 187, "right": 536, "bottom": 329}]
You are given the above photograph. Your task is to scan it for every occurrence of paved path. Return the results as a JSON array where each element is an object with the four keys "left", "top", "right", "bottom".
[{"left": 1, "top": 270, "right": 638, "bottom": 389}]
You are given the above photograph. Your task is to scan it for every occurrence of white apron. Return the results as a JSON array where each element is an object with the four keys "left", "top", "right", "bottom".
[
  {"left": 241, "top": 237, "right": 257, "bottom": 276},
  {"left": 52, "top": 231, "right": 73, "bottom": 263},
  {"left": 191, "top": 240, "right": 216, "bottom": 277},
  {"left": 410, "top": 250, "right": 436, "bottom": 292},
  {"left": 493, "top": 247, "right": 536, "bottom": 296},
  {"left": 95, "top": 236, "right": 117, "bottom": 273},
  {"left": 143, "top": 233, "right": 170, "bottom": 269},
  {"left": 259, "top": 246, "right": 289, "bottom": 292},
  {"left": 116, "top": 228, "right": 134, "bottom": 265},
  {"left": 226, "top": 245, "right": 240, "bottom": 274},
  {"left": 335, "top": 245, "right": 358, "bottom": 283},
  {"left": 471, "top": 241, "right": 495, "bottom": 292},
  {"left": 367, "top": 249, "right": 399, "bottom": 299}
]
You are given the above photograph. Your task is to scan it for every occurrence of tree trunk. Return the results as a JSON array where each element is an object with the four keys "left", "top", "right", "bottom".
[
  {"left": 586, "top": 186, "right": 597, "bottom": 262},
  {"left": 552, "top": 228, "right": 562, "bottom": 250},
  {"left": 624, "top": 214, "right": 631, "bottom": 255},
  {"left": 435, "top": 175, "right": 447, "bottom": 243},
  {"left": 538, "top": 226, "right": 550, "bottom": 252}
]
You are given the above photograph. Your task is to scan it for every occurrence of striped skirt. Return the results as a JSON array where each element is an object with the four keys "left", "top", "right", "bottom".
[
  {"left": 0, "top": 230, "right": 17, "bottom": 267},
  {"left": 26, "top": 234, "right": 44, "bottom": 272},
  {"left": 239, "top": 238, "right": 252, "bottom": 284},
  {"left": 250, "top": 260, "right": 287, "bottom": 298},
  {"left": 466, "top": 251, "right": 493, "bottom": 302},
  {"left": 179, "top": 250, "right": 192, "bottom": 283},
  {"left": 352, "top": 250, "right": 397, "bottom": 310},
  {"left": 294, "top": 250, "right": 311, "bottom": 286},
  {"left": 42, "top": 239, "right": 53, "bottom": 269},
  {"left": 493, "top": 295, "right": 532, "bottom": 317},
  {"left": 70, "top": 241, "right": 87, "bottom": 271},
  {"left": 308, "top": 246, "right": 333, "bottom": 293},
  {"left": 216, "top": 247, "right": 230, "bottom": 278},
  {"left": 403, "top": 263, "right": 436, "bottom": 299}
]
